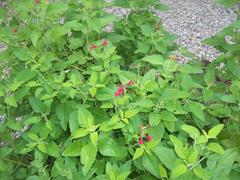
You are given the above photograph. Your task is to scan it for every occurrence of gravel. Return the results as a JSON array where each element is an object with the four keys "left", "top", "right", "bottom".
[{"left": 156, "top": 0, "right": 236, "bottom": 61}]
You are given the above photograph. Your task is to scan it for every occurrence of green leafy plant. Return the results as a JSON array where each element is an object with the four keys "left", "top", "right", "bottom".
[{"left": 0, "top": 0, "right": 239, "bottom": 179}]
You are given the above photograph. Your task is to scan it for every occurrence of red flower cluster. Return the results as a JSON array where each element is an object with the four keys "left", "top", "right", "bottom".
[
  {"left": 114, "top": 80, "right": 135, "bottom": 97},
  {"left": 12, "top": 29, "right": 17, "bottom": 33},
  {"left": 90, "top": 44, "right": 97, "bottom": 51},
  {"left": 138, "top": 137, "right": 144, "bottom": 145},
  {"left": 127, "top": 80, "right": 134, "bottom": 86},
  {"left": 35, "top": 0, "right": 40, "bottom": 4},
  {"left": 146, "top": 134, "right": 152, "bottom": 142},
  {"left": 138, "top": 134, "right": 152, "bottom": 145},
  {"left": 102, "top": 39, "right": 108, "bottom": 46},
  {"left": 114, "top": 86, "right": 124, "bottom": 97}
]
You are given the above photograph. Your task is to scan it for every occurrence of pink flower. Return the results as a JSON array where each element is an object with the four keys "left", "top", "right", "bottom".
[
  {"left": 138, "top": 137, "right": 144, "bottom": 145},
  {"left": 90, "top": 44, "right": 97, "bottom": 51},
  {"left": 114, "top": 86, "right": 124, "bottom": 97},
  {"left": 146, "top": 134, "right": 152, "bottom": 142},
  {"left": 127, "top": 80, "right": 135, "bottom": 86},
  {"left": 102, "top": 39, "right": 108, "bottom": 46}
]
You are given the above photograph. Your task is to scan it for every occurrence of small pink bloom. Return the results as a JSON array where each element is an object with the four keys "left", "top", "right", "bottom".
[
  {"left": 102, "top": 39, "right": 108, "bottom": 46},
  {"left": 138, "top": 137, "right": 144, "bottom": 145},
  {"left": 12, "top": 29, "right": 17, "bottom": 33},
  {"left": 127, "top": 80, "right": 134, "bottom": 86},
  {"left": 90, "top": 44, "right": 97, "bottom": 51},
  {"left": 114, "top": 86, "right": 124, "bottom": 97},
  {"left": 146, "top": 134, "right": 152, "bottom": 142}
]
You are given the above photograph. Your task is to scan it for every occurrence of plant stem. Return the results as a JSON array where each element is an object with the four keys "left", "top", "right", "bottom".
[{"left": 3, "top": 158, "right": 30, "bottom": 168}]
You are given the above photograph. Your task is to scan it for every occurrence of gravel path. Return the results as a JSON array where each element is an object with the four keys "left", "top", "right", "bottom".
[{"left": 156, "top": 0, "right": 236, "bottom": 61}]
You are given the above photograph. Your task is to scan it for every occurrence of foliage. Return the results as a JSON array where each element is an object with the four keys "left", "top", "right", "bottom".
[{"left": 0, "top": 0, "right": 239, "bottom": 179}]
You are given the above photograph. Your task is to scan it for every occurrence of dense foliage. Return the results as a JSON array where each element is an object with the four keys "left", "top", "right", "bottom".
[{"left": 0, "top": 0, "right": 239, "bottom": 179}]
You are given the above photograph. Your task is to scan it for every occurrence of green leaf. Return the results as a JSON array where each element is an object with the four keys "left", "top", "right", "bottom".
[
  {"left": 181, "top": 124, "right": 200, "bottom": 138},
  {"left": 208, "top": 124, "right": 224, "bottom": 138},
  {"left": 56, "top": 104, "right": 71, "bottom": 131},
  {"left": 216, "top": 0, "right": 239, "bottom": 7},
  {"left": 106, "top": 162, "right": 115, "bottom": 180},
  {"left": 78, "top": 106, "right": 94, "bottom": 128},
  {"left": 179, "top": 64, "right": 203, "bottom": 74},
  {"left": 69, "top": 38, "right": 83, "bottom": 49},
  {"left": 99, "top": 137, "right": 127, "bottom": 158},
  {"left": 193, "top": 165, "right": 210, "bottom": 180},
  {"left": 142, "top": 55, "right": 164, "bottom": 65},
  {"left": 152, "top": 145, "right": 177, "bottom": 170},
  {"left": 46, "top": 2, "right": 68, "bottom": 15},
  {"left": 96, "top": 88, "right": 115, "bottom": 101},
  {"left": 81, "top": 143, "right": 97, "bottom": 176},
  {"left": 0, "top": 147, "right": 13, "bottom": 158},
  {"left": 188, "top": 149, "right": 199, "bottom": 164},
  {"left": 159, "top": 165, "right": 168, "bottom": 178},
  {"left": 208, "top": 143, "right": 224, "bottom": 154},
  {"left": 5, "top": 96, "right": 17, "bottom": 107},
  {"left": 196, "top": 135, "right": 208, "bottom": 144},
  {"left": 204, "top": 69, "right": 215, "bottom": 86},
  {"left": 31, "top": 31, "right": 41, "bottom": 47},
  {"left": 90, "top": 132, "right": 98, "bottom": 148},
  {"left": 62, "top": 141, "right": 82, "bottom": 157},
  {"left": 141, "top": 23, "right": 154, "bottom": 36},
  {"left": 28, "top": 97, "right": 45, "bottom": 113},
  {"left": 169, "top": 135, "right": 187, "bottom": 160},
  {"left": 133, "top": 148, "right": 144, "bottom": 160},
  {"left": 149, "top": 112, "right": 161, "bottom": 127},
  {"left": 51, "top": 25, "right": 71, "bottom": 40},
  {"left": 187, "top": 101, "right": 205, "bottom": 122},
  {"left": 142, "top": 154, "right": 160, "bottom": 178},
  {"left": 161, "top": 110, "right": 177, "bottom": 122},
  {"left": 71, "top": 128, "right": 89, "bottom": 139},
  {"left": 24, "top": 116, "right": 40, "bottom": 125},
  {"left": 125, "top": 109, "right": 139, "bottom": 118},
  {"left": 170, "top": 162, "right": 187, "bottom": 179},
  {"left": 47, "top": 142, "right": 60, "bottom": 157},
  {"left": 13, "top": 48, "right": 29, "bottom": 61}
]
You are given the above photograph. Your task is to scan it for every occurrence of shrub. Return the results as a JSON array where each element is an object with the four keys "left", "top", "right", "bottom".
[{"left": 0, "top": 0, "right": 239, "bottom": 179}]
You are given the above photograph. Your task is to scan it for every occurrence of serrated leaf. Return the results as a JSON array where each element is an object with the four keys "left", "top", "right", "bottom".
[
  {"left": 187, "top": 101, "right": 205, "bottom": 122},
  {"left": 125, "top": 109, "right": 139, "bottom": 118},
  {"left": 142, "top": 55, "right": 164, "bottom": 65},
  {"left": 5, "top": 96, "right": 17, "bottom": 107},
  {"left": 161, "top": 110, "right": 177, "bottom": 122},
  {"left": 171, "top": 162, "right": 187, "bottom": 179},
  {"left": 208, "top": 143, "right": 224, "bottom": 154},
  {"left": 31, "top": 31, "right": 41, "bottom": 47},
  {"left": 208, "top": 124, "right": 224, "bottom": 138},
  {"left": 71, "top": 128, "right": 89, "bottom": 139},
  {"left": 81, "top": 143, "right": 97, "bottom": 176},
  {"left": 62, "top": 141, "right": 82, "bottom": 157},
  {"left": 181, "top": 124, "right": 200, "bottom": 138},
  {"left": 169, "top": 135, "right": 187, "bottom": 160},
  {"left": 90, "top": 132, "right": 98, "bottom": 148},
  {"left": 133, "top": 148, "right": 144, "bottom": 160}
]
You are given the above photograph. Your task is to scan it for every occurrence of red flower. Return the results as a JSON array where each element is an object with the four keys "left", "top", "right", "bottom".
[
  {"left": 102, "top": 39, "right": 108, "bottom": 46},
  {"left": 138, "top": 137, "right": 144, "bottom": 145},
  {"left": 127, "top": 80, "right": 134, "bottom": 86},
  {"left": 114, "top": 86, "right": 124, "bottom": 97},
  {"left": 35, "top": 0, "right": 40, "bottom": 3},
  {"left": 12, "top": 28, "right": 17, "bottom": 33},
  {"left": 146, "top": 134, "right": 152, "bottom": 142},
  {"left": 90, "top": 44, "right": 97, "bottom": 51}
]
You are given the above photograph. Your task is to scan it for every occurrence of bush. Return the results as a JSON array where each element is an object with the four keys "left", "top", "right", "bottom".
[{"left": 0, "top": 0, "right": 239, "bottom": 179}]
